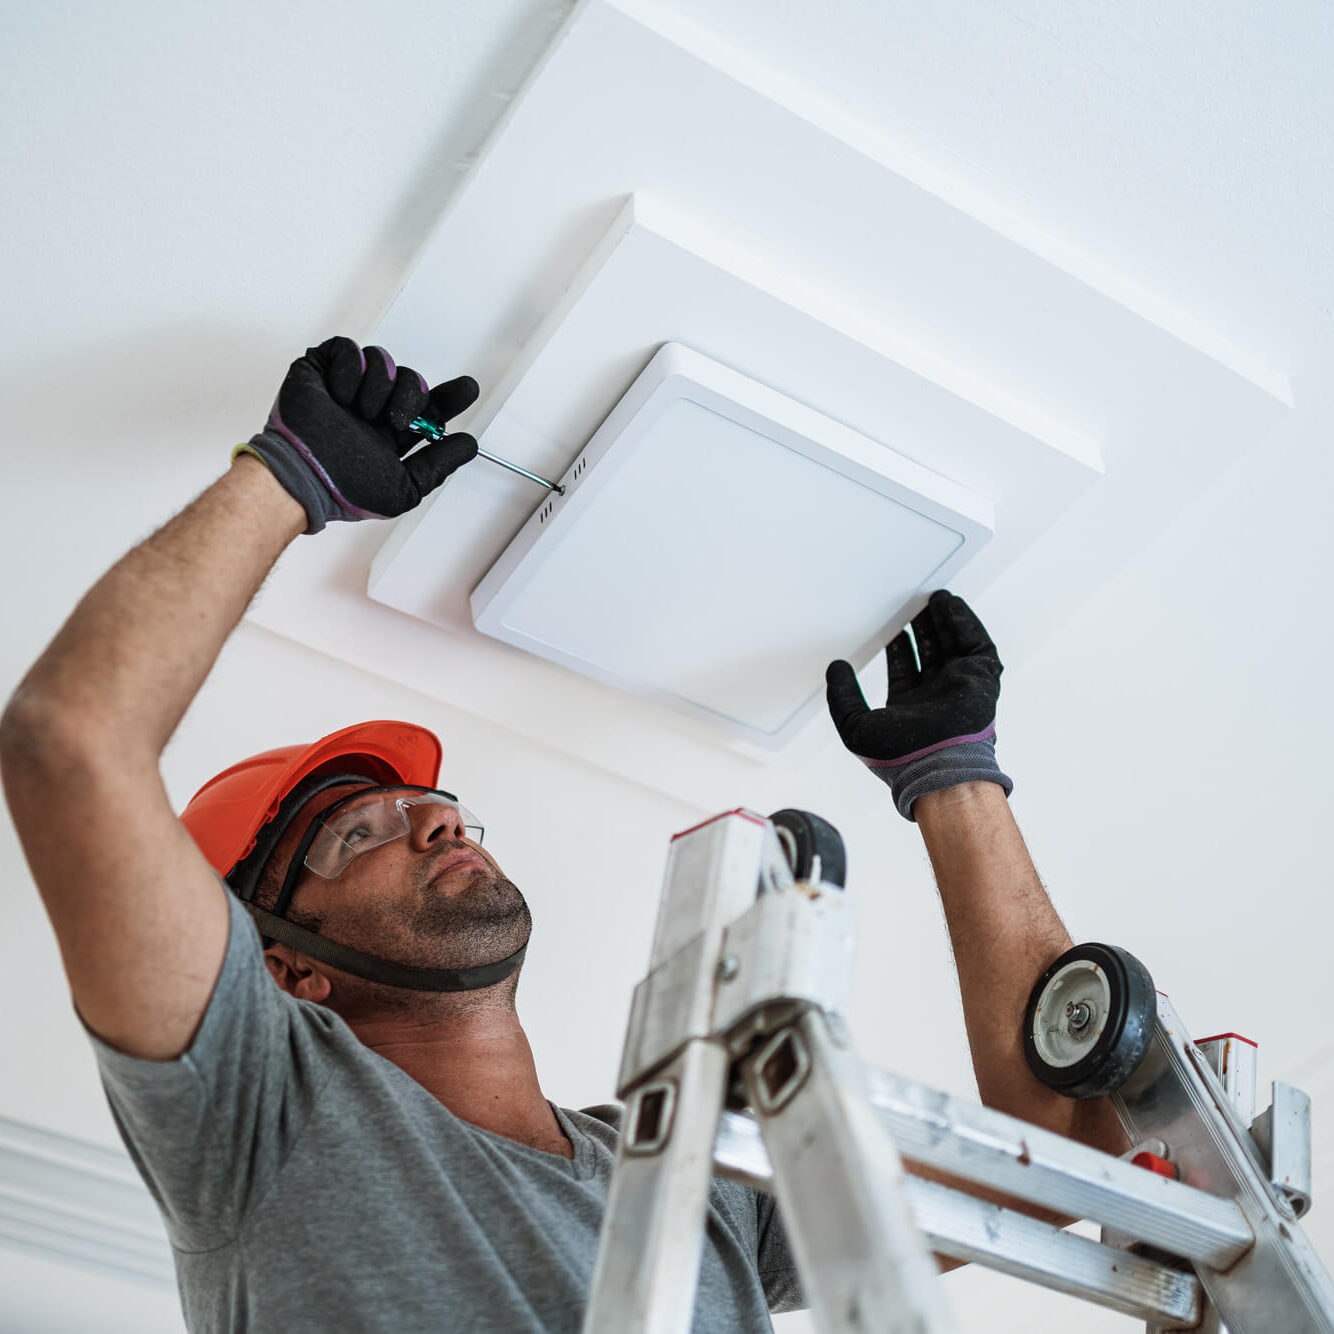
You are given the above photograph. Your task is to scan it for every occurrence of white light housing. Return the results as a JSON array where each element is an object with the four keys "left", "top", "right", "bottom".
[{"left": 470, "top": 344, "right": 991, "bottom": 748}]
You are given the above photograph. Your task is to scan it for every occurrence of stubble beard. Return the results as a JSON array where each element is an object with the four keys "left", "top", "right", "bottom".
[{"left": 404, "top": 859, "right": 533, "bottom": 970}]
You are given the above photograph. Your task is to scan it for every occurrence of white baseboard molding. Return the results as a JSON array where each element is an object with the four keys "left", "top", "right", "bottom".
[{"left": 0, "top": 1114, "right": 174, "bottom": 1288}]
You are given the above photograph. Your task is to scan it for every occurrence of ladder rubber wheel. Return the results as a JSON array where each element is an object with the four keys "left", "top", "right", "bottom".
[
  {"left": 1023, "top": 943, "right": 1156, "bottom": 1099},
  {"left": 768, "top": 810, "right": 846, "bottom": 889}
]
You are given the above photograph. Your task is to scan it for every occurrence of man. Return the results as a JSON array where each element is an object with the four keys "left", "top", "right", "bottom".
[{"left": 1, "top": 338, "right": 1124, "bottom": 1331}]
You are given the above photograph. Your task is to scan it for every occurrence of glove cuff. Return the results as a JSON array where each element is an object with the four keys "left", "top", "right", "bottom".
[
  {"left": 234, "top": 434, "right": 338, "bottom": 535},
  {"left": 863, "top": 731, "right": 1014, "bottom": 822}
]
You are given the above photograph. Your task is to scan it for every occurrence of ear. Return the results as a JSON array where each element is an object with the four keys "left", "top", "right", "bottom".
[{"left": 263, "top": 944, "right": 333, "bottom": 1004}]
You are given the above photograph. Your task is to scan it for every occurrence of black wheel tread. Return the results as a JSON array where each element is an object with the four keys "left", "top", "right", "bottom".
[
  {"left": 768, "top": 809, "right": 847, "bottom": 888},
  {"left": 1022, "top": 942, "right": 1156, "bottom": 1099}
]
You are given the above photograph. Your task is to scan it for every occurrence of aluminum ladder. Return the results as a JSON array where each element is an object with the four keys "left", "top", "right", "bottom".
[{"left": 580, "top": 808, "right": 1334, "bottom": 1334}]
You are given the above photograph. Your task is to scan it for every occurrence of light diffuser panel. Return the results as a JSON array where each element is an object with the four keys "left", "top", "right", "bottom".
[{"left": 471, "top": 344, "right": 991, "bottom": 747}]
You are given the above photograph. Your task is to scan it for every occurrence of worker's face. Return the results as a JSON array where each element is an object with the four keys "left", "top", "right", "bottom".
[{"left": 267, "top": 782, "right": 531, "bottom": 983}]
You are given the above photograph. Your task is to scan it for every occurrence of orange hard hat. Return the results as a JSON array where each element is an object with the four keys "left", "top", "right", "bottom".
[{"left": 180, "top": 720, "right": 442, "bottom": 879}]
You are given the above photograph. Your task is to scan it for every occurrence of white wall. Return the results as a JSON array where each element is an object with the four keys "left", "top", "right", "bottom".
[
  {"left": 1003, "top": 356, "right": 1334, "bottom": 1078},
  {"left": 935, "top": 336, "right": 1334, "bottom": 1329}
]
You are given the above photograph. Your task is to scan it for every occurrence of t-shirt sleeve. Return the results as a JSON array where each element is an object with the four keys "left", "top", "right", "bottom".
[
  {"left": 86, "top": 886, "right": 336, "bottom": 1252},
  {"left": 756, "top": 1189, "right": 806, "bottom": 1313}
]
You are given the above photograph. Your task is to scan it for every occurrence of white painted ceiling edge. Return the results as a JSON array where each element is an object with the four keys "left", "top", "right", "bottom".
[{"left": 245, "top": 0, "right": 1291, "bottom": 813}]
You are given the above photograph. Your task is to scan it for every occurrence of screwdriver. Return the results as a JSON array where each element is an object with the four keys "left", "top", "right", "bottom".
[{"left": 410, "top": 413, "right": 565, "bottom": 495}]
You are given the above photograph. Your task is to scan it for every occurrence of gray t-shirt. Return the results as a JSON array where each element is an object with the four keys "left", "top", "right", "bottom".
[{"left": 90, "top": 890, "right": 803, "bottom": 1332}]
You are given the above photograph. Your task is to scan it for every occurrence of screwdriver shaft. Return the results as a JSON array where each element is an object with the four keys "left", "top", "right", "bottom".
[
  {"left": 476, "top": 448, "right": 565, "bottom": 495},
  {"left": 410, "top": 415, "right": 564, "bottom": 494}
]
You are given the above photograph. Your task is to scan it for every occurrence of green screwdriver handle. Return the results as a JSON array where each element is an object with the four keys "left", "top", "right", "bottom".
[{"left": 410, "top": 415, "right": 564, "bottom": 494}]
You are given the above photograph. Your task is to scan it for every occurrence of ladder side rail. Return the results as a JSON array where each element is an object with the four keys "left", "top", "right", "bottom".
[
  {"left": 740, "top": 1009, "right": 955, "bottom": 1334},
  {"left": 582, "top": 1041, "right": 730, "bottom": 1334},
  {"left": 618, "top": 814, "right": 776, "bottom": 1094},
  {"left": 865, "top": 1067, "right": 1253, "bottom": 1269},
  {"left": 715, "top": 1111, "right": 1203, "bottom": 1329},
  {"left": 585, "top": 813, "right": 775, "bottom": 1334},
  {"left": 1112, "top": 997, "right": 1334, "bottom": 1334}
]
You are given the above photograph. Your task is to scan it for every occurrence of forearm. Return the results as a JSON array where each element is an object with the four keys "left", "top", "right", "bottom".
[
  {"left": 914, "top": 782, "right": 1126, "bottom": 1156},
  {"left": 3, "top": 455, "right": 305, "bottom": 763}
]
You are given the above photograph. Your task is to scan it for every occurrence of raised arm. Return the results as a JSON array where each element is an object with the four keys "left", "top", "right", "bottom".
[
  {"left": 826, "top": 591, "right": 1125, "bottom": 1154},
  {"left": 913, "top": 781, "right": 1125, "bottom": 1153},
  {"left": 0, "top": 338, "right": 477, "bottom": 1059}
]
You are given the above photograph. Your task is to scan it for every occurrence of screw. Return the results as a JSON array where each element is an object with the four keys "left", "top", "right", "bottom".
[
  {"left": 1065, "top": 1000, "right": 1092, "bottom": 1034},
  {"left": 717, "top": 955, "right": 740, "bottom": 983}
]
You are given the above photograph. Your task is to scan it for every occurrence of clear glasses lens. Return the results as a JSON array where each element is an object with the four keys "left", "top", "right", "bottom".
[
  {"left": 304, "top": 790, "right": 485, "bottom": 879},
  {"left": 403, "top": 793, "right": 485, "bottom": 847}
]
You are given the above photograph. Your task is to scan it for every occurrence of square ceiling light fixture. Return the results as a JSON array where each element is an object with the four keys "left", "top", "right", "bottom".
[{"left": 470, "top": 344, "right": 992, "bottom": 748}]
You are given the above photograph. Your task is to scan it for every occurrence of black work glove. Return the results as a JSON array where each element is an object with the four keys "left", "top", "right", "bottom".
[
  {"left": 235, "top": 336, "right": 480, "bottom": 534},
  {"left": 825, "top": 590, "right": 1013, "bottom": 821}
]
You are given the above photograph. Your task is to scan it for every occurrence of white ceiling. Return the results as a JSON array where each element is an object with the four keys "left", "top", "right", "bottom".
[
  {"left": 5, "top": 1, "right": 1334, "bottom": 1330},
  {"left": 226, "top": 0, "right": 1305, "bottom": 819}
]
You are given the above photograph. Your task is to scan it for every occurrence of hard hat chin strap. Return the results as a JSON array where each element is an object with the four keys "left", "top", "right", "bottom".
[
  {"left": 244, "top": 903, "right": 528, "bottom": 992},
  {"left": 228, "top": 768, "right": 525, "bottom": 992}
]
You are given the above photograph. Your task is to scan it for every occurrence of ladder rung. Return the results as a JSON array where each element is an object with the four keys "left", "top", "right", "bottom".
[
  {"left": 715, "top": 1114, "right": 1203, "bottom": 1327},
  {"left": 865, "top": 1069, "right": 1254, "bottom": 1269},
  {"left": 905, "top": 1176, "right": 1201, "bottom": 1327}
]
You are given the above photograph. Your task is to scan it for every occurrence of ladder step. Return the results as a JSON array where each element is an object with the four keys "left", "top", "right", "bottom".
[
  {"left": 716, "top": 1114, "right": 1203, "bottom": 1328},
  {"left": 864, "top": 1069, "right": 1254, "bottom": 1269}
]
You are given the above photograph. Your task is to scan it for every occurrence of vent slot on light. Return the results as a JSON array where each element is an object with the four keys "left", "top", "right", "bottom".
[{"left": 470, "top": 344, "right": 992, "bottom": 749}]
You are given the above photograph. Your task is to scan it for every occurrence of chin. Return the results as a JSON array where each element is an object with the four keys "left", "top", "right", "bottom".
[{"left": 443, "top": 863, "right": 499, "bottom": 893}]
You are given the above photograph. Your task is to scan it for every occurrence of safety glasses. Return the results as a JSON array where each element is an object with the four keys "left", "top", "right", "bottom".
[{"left": 303, "top": 785, "right": 485, "bottom": 880}]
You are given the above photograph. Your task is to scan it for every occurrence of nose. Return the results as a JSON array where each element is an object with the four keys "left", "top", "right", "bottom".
[{"left": 407, "top": 800, "right": 469, "bottom": 851}]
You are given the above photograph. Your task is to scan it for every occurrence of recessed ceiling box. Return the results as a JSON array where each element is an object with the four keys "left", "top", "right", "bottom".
[{"left": 468, "top": 343, "right": 990, "bottom": 747}]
